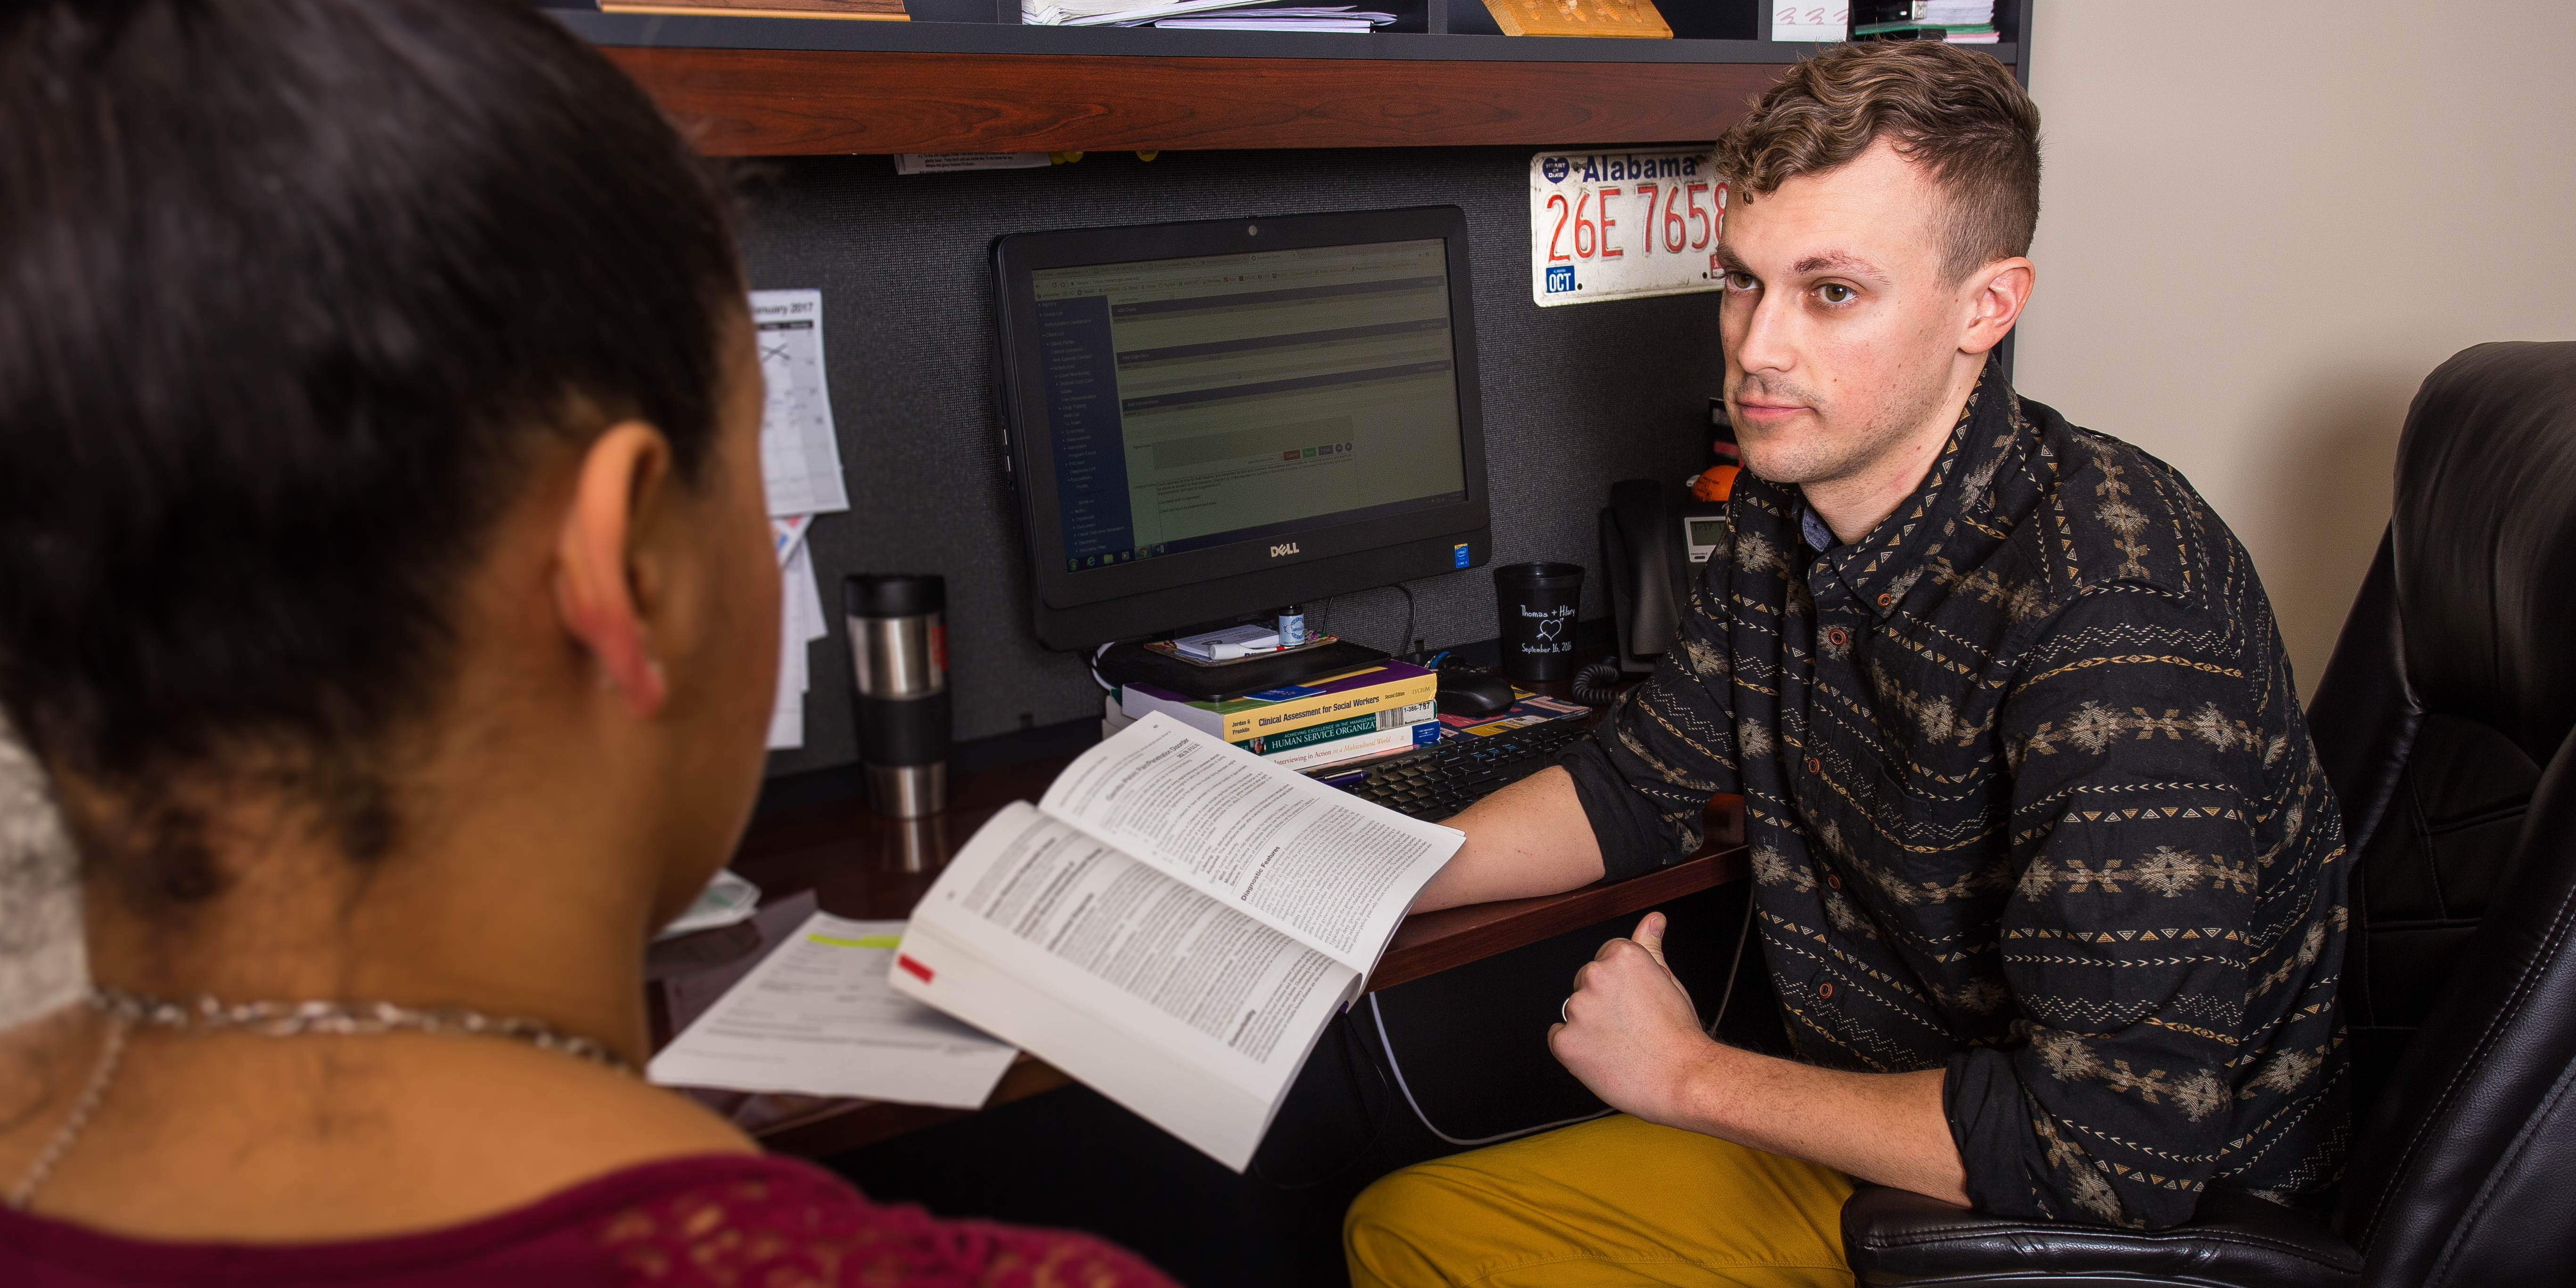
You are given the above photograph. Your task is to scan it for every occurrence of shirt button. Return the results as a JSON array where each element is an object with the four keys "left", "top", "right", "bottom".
[
  {"left": 1826, "top": 874, "right": 1843, "bottom": 890},
  {"left": 1805, "top": 756, "right": 1822, "bottom": 774},
  {"left": 1818, "top": 982, "right": 1835, "bottom": 1000},
  {"left": 1876, "top": 593, "right": 1894, "bottom": 608}
]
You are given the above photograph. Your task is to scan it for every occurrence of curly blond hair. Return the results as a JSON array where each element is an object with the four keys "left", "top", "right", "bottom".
[{"left": 1716, "top": 41, "right": 2041, "bottom": 284}]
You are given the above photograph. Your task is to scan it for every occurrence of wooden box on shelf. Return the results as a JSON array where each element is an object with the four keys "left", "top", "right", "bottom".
[{"left": 1480, "top": 0, "right": 1671, "bottom": 38}]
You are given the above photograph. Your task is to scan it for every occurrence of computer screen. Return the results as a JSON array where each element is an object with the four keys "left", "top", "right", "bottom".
[
  {"left": 1029, "top": 239, "right": 1468, "bottom": 572},
  {"left": 995, "top": 207, "right": 1490, "bottom": 650}
]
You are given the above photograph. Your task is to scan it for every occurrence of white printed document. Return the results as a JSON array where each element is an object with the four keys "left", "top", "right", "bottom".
[
  {"left": 750, "top": 288, "right": 846, "bottom": 752},
  {"left": 891, "top": 713, "right": 1463, "bottom": 1168},
  {"left": 648, "top": 913, "right": 1018, "bottom": 1109}
]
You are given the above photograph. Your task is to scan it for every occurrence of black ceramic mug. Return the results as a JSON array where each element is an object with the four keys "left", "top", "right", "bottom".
[{"left": 1492, "top": 562, "right": 1583, "bottom": 682}]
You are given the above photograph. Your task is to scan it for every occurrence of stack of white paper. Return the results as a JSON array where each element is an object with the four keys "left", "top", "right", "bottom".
[
  {"left": 1173, "top": 621, "right": 1280, "bottom": 659},
  {"left": 1922, "top": 0, "right": 1996, "bottom": 41},
  {"left": 1147, "top": 8, "right": 1393, "bottom": 30},
  {"left": 1025, "top": 0, "right": 1392, "bottom": 28},
  {"left": 648, "top": 913, "right": 1020, "bottom": 1109},
  {"left": 751, "top": 290, "right": 851, "bottom": 750}
]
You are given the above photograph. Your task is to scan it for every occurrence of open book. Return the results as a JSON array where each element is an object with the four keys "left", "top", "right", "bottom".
[{"left": 890, "top": 711, "right": 1463, "bottom": 1169}]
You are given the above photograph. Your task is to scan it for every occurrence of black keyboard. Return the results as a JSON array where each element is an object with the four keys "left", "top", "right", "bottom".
[{"left": 1309, "top": 716, "right": 1589, "bottom": 822}]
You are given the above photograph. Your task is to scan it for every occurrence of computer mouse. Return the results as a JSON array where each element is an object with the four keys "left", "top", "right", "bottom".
[{"left": 1436, "top": 668, "right": 1517, "bottom": 717}]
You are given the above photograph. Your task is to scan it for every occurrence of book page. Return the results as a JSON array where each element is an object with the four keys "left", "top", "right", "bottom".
[
  {"left": 1040, "top": 712, "right": 1460, "bottom": 972},
  {"left": 895, "top": 802, "right": 1357, "bottom": 1166},
  {"left": 928, "top": 803, "right": 1349, "bottom": 1077}
]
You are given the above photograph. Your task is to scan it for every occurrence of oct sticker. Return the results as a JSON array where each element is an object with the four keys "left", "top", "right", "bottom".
[{"left": 1528, "top": 148, "right": 1724, "bottom": 307}]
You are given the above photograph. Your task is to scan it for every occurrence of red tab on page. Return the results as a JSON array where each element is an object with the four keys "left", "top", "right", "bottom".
[{"left": 896, "top": 954, "right": 935, "bottom": 983}]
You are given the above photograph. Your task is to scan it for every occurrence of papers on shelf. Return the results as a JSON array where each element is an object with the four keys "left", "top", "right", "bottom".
[
  {"left": 894, "top": 153, "right": 1053, "bottom": 175},
  {"left": 1149, "top": 10, "right": 1392, "bottom": 29},
  {"left": 648, "top": 913, "right": 1020, "bottom": 1109},
  {"left": 750, "top": 290, "right": 848, "bottom": 751},
  {"left": 1025, "top": 0, "right": 1391, "bottom": 29}
]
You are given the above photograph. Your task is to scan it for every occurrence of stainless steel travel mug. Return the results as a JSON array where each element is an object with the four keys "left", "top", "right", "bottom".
[{"left": 845, "top": 574, "right": 949, "bottom": 818}]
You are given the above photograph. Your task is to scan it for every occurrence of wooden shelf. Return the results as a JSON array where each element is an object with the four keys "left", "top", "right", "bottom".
[
  {"left": 599, "top": 45, "right": 1789, "bottom": 154},
  {"left": 555, "top": 12, "right": 2016, "bottom": 155}
]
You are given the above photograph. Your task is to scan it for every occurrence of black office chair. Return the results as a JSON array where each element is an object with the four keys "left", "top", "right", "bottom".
[{"left": 1840, "top": 341, "right": 2576, "bottom": 1288}]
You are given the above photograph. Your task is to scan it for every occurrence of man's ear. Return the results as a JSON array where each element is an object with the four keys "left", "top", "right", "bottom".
[
  {"left": 553, "top": 422, "right": 674, "bottom": 717},
  {"left": 1960, "top": 257, "right": 2035, "bottom": 357}
]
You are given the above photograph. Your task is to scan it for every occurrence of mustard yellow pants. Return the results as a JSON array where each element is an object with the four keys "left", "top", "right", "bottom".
[{"left": 1344, "top": 1114, "right": 1855, "bottom": 1288}]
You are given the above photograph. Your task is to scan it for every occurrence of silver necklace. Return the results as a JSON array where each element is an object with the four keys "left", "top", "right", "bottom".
[
  {"left": 6, "top": 1012, "right": 128, "bottom": 1211},
  {"left": 6, "top": 987, "right": 634, "bottom": 1211}
]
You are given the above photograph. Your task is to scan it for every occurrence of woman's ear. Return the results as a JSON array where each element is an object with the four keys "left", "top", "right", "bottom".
[{"left": 553, "top": 422, "right": 674, "bottom": 717}]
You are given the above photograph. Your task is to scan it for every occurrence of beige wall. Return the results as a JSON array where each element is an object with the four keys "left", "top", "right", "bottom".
[{"left": 2017, "top": 0, "right": 2576, "bottom": 699}]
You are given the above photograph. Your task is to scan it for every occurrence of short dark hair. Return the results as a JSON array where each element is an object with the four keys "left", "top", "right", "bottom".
[
  {"left": 0, "top": 0, "right": 743, "bottom": 903},
  {"left": 1715, "top": 41, "right": 2041, "bottom": 283}
]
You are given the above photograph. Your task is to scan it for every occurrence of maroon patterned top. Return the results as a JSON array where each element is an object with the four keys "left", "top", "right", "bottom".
[{"left": 0, "top": 1153, "right": 1180, "bottom": 1287}]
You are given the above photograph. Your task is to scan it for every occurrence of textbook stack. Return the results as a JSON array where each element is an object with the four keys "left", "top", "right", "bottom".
[{"left": 1114, "top": 660, "right": 1440, "bottom": 771}]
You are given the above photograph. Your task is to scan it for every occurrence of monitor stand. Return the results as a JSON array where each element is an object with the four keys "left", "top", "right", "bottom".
[{"left": 1094, "top": 637, "right": 1393, "bottom": 701}]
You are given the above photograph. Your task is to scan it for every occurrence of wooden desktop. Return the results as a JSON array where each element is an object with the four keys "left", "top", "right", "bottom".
[{"left": 646, "top": 668, "right": 1746, "bottom": 1161}]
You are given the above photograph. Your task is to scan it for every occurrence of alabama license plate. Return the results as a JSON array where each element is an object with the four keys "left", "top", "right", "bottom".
[{"left": 1527, "top": 148, "right": 1725, "bottom": 307}]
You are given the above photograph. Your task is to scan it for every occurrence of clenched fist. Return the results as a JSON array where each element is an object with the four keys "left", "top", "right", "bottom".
[{"left": 1547, "top": 911, "right": 1729, "bottom": 1129}]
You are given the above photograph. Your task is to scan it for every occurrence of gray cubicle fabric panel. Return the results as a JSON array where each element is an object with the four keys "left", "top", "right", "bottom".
[{"left": 737, "top": 147, "right": 1717, "bottom": 775}]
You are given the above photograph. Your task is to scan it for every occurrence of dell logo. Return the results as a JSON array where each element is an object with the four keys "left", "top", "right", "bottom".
[{"left": 1270, "top": 542, "right": 1300, "bottom": 558}]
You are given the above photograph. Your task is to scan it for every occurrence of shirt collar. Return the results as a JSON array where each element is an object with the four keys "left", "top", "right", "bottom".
[
  {"left": 1805, "top": 358, "right": 2021, "bottom": 622},
  {"left": 1798, "top": 505, "right": 1835, "bottom": 553}
]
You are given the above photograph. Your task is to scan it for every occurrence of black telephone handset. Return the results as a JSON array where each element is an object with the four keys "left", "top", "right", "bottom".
[
  {"left": 1599, "top": 478, "right": 1728, "bottom": 677},
  {"left": 1601, "top": 480, "right": 1678, "bottom": 675}
]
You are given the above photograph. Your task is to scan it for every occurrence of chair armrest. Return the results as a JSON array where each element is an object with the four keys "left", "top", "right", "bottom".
[{"left": 1840, "top": 1183, "right": 2361, "bottom": 1288}]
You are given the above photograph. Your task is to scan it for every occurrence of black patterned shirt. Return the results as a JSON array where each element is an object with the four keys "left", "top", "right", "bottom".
[{"left": 1562, "top": 363, "right": 2350, "bottom": 1228}]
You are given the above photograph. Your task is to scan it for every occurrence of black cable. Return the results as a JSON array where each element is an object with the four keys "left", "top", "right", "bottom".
[
  {"left": 1705, "top": 881, "right": 1758, "bottom": 1040},
  {"left": 1393, "top": 583, "right": 1416, "bottom": 661},
  {"left": 1571, "top": 660, "right": 1624, "bottom": 707}
]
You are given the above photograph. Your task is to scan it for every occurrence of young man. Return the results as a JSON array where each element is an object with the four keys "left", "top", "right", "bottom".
[{"left": 1347, "top": 42, "right": 2348, "bottom": 1284}]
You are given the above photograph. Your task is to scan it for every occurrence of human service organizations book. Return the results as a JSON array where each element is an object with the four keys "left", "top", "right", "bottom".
[{"left": 890, "top": 711, "right": 1464, "bottom": 1169}]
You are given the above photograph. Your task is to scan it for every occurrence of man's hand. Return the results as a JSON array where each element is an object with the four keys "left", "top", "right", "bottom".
[
  {"left": 1545, "top": 909, "right": 1973, "bottom": 1206},
  {"left": 1547, "top": 912, "right": 1723, "bottom": 1127}
]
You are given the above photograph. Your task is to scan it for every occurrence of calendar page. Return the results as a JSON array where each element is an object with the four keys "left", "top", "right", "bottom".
[{"left": 750, "top": 289, "right": 851, "bottom": 518}]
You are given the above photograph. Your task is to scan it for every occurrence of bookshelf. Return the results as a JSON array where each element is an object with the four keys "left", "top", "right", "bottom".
[{"left": 552, "top": 4, "right": 2028, "bottom": 156}]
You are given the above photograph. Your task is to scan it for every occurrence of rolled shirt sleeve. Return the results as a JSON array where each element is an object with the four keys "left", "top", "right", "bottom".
[{"left": 1561, "top": 563, "right": 1745, "bottom": 882}]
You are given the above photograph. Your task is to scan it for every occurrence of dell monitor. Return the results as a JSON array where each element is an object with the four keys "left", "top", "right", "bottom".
[{"left": 993, "top": 205, "right": 1491, "bottom": 651}]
